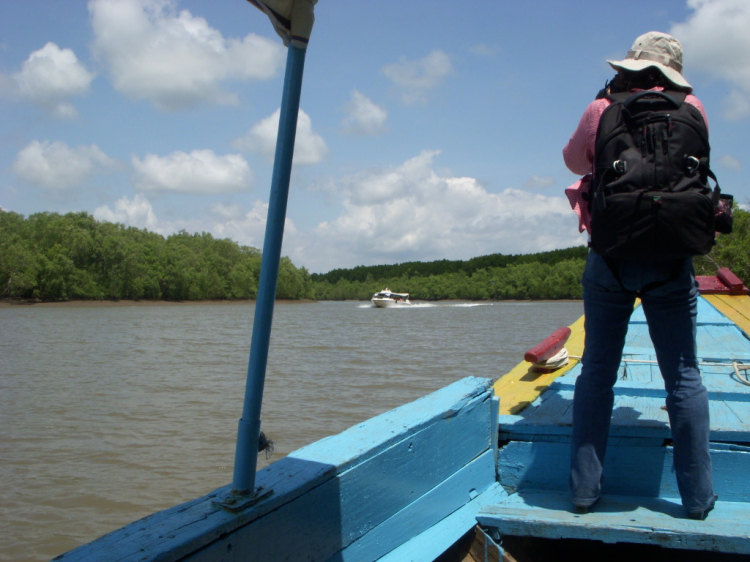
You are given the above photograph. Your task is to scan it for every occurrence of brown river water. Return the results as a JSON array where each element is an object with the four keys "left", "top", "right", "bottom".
[{"left": 0, "top": 299, "right": 583, "bottom": 561}]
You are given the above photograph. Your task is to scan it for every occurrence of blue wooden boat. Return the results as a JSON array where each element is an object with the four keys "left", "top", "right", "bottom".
[
  {"left": 53, "top": 269, "right": 750, "bottom": 561},
  {"left": 53, "top": 5, "right": 750, "bottom": 560}
]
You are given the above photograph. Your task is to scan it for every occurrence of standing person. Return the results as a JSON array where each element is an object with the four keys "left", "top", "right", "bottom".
[{"left": 563, "top": 31, "right": 718, "bottom": 520}]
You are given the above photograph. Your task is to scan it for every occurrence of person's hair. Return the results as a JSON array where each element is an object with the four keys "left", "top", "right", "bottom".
[{"left": 609, "top": 67, "right": 689, "bottom": 93}]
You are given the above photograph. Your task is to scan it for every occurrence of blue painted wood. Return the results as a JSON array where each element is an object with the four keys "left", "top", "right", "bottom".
[
  {"left": 331, "top": 450, "right": 497, "bottom": 561},
  {"left": 477, "top": 491, "right": 750, "bottom": 554},
  {"left": 485, "top": 295, "right": 750, "bottom": 554},
  {"left": 497, "top": 441, "right": 750, "bottom": 501},
  {"left": 498, "top": 294, "right": 750, "bottom": 447},
  {"left": 624, "top": 325, "right": 750, "bottom": 359},
  {"left": 630, "top": 297, "right": 734, "bottom": 325},
  {"left": 189, "top": 391, "right": 492, "bottom": 561},
  {"left": 55, "top": 377, "right": 494, "bottom": 562},
  {"left": 377, "top": 484, "right": 507, "bottom": 562}
]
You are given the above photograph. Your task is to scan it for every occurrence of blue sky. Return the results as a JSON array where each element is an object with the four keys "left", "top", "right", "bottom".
[{"left": 1, "top": 0, "right": 748, "bottom": 273}]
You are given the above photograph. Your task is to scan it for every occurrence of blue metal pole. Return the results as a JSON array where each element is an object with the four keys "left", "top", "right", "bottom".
[{"left": 232, "top": 43, "right": 307, "bottom": 494}]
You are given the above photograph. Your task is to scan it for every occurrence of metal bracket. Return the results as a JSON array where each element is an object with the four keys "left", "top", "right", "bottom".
[{"left": 212, "top": 486, "right": 273, "bottom": 512}]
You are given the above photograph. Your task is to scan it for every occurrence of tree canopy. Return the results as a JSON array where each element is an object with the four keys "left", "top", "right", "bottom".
[
  {"left": 2, "top": 208, "right": 747, "bottom": 303},
  {"left": 0, "top": 211, "right": 311, "bottom": 301}
]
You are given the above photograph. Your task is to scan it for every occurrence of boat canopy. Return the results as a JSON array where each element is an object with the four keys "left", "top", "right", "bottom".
[{"left": 374, "top": 290, "right": 409, "bottom": 299}]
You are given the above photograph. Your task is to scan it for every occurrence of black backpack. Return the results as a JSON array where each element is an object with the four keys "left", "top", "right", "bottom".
[{"left": 589, "top": 90, "right": 720, "bottom": 260}]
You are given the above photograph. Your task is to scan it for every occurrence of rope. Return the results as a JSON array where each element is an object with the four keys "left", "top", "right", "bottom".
[
  {"left": 566, "top": 355, "right": 750, "bottom": 385},
  {"left": 569, "top": 355, "right": 750, "bottom": 368},
  {"left": 733, "top": 361, "right": 750, "bottom": 387},
  {"left": 531, "top": 347, "right": 570, "bottom": 372}
]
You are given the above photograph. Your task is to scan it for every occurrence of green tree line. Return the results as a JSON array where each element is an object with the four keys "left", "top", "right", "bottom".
[
  {"left": 313, "top": 207, "right": 750, "bottom": 301},
  {"left": 0, "top": 210, "right": 312, "bottom": 301},
  {"left": 2, "top": 208, "right": 748, "bottom": 303},
  {"left": 313, "top": 259, "right": 587, "bottom": 301},
  {"left": 312, "top": 246, "right": 588, "bottom": 284}
]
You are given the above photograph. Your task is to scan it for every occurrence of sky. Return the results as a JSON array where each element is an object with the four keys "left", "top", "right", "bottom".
[{"left": 1, "top": 0, "right": 749, "bottom": 274}]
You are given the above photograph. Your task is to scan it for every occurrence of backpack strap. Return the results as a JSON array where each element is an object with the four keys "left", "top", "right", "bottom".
[
  {"left": 606, "top": 89, "right": 687, "bottom": 109},
  {"left": 622, "top": 90, "right": 682, "bottom": 110},
  {"left": 704, "top": 166, "right": 722, "bottom": 205}
]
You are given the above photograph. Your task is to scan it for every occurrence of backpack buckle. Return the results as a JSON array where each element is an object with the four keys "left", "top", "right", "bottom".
[
  {"left": 613, "top": 160, "right": 627, "bottom": 174},
  {"left": 685, "top": 156, "right": 700, "bottom": 174}
]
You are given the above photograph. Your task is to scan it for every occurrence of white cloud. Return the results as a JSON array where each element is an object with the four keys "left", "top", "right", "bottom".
[
  {"left": 89, "top": 0, "right": 284, "bottom": 110},
  {"left": 210, "top": 200, "right": 296, "bottom": 249},
  {"left": 93, "top": 195, "right": 286, "bottom": 250},
  {"left": 132, "top": 149, "right": 253, "bottom": 194},
  {"left": 469, "top": 44, "right": 496, "bottom": 57},
  {"left": 720, "top": 154, "right": 742, "bottom": 171},
  {"left": 523, "top": 175, "right": 556, "bottom": 190},
  {"left": 671, "top": 0, "right": 750, "bottom": 120},
  {"left": 343, "top": 90, "right": 388, "bottom": 135},
  {"left": 13, "top": 140, "right": 118, "bottom": 189},
  {"left": 8, "top": 42, "right": 94, "bottom": 118},
  {"left": 382, "top": 50, "right": 454, "bottom": 105},
  {"left": 289, "top": 151, "right": 585, "bottom": 272},
  {"left": 94, "top": 193, "right": 159, "bottom": 230},
  {"left": 721, "top": 89, "right": 750, "bottom": 121},
  {"left": 232, "top": 108, "right": 328, "bottom": 165}
]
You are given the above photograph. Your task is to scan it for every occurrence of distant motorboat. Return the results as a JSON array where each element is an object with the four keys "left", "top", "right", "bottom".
[{"left": 371, "top": 288, "right": 411, "bottom": 308}]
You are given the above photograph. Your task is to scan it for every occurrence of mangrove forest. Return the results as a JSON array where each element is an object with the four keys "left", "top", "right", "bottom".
[{"left": 1, "top": 208, "right": 748, "bottom": 302}]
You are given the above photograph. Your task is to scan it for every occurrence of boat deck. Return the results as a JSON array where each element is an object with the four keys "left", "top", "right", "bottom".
[
  {"left": 54, "top": 291, "right": 750, "bottom": 561},
  {"left": 479, "top": 295, "right": 750, "bottom": 555}
]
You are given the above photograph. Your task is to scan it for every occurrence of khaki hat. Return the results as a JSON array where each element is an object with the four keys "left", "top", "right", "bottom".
[{"left": 607, "top": 31, "right": 692, "bottom": 92}]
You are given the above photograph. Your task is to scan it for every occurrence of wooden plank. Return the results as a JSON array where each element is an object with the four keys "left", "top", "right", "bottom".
[
  {"left": 697, "top": 325, "right": 750, "bottom": 362},
  {"left": 476, "top": 491, "right": 750, "bottom": 554},
  {"left": 496, "top": 306, "right": 750, "bottom": 440},
  {"left": 497, "top": 441, "right": 750, "bottom": 501},
  {"left": 332, "top": 451, "right": 498, "bottom": 561},
  {"left": 184, "top": 389, "right": 494, "bottom": 562},
  {"left": 490, "top": 295, "right": 739, "bottom": 418},
  {"left": 704, "top": 294, "right": 750, "bottom": 337},
  {"left": 697, "top": 297, "right": 739, "bottom": 325},
  {"left": 498, "top": 441, "right": 665, "bottom": 498},
  {"left": 492, "top": 315, "right": 585, "bottom": 415},
  {"left": 500, "top": 400, "right": 750, "bottom": 443},
  {"left": 55, "top": 377, "right": 493, "bottom": 562},
  {"left": 376, "top": 484, "right": 507, "bottom": 562},
  {"left": 468, "top": 527, "right": 504, "bottom": 562}
]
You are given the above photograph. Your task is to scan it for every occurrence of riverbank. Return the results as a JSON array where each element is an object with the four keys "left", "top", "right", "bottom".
[
  {"left": 0, "top": 297, "right": 582, "bottom": 308},
  {"left": 0, "top": 298, "right": 321, "bottom": 308}
]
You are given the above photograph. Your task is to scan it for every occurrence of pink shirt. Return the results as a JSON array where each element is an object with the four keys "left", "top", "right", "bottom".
[{"left": 563, "top": 89, "right": 709, "bottom": 232}]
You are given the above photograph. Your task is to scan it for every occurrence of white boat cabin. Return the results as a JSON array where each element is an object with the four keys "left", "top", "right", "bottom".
[{"left": 371, "top": 288, "right": 411, "bottom": 307}]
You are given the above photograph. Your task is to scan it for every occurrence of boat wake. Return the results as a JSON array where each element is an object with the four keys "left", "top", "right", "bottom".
[{"left": 360, "top": 302, "right": 495, "bottom": 309}]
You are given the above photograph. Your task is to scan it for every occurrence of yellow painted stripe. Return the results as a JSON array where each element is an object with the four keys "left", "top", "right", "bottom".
[
  {"left": 493, "top": 314, "right": 586, "bottom": 415},
  {"left": 494, "top": 300, "right": 647, "bottom": 415},
  {"left": 703, "top": 294, "right": 750, "bottom": 337},
  {"left": 494, "top": 295, "right": 750, "bottom": 416}
]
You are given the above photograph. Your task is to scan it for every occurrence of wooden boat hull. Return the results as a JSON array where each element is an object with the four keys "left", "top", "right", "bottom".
[
  {"left": 56, "top": 378, "right": 502, "bottom": 562},
  {"left": 480, "top": 292, "right": 750, "bottom": 558},
  {"left": 56, "top": 277, "right": 750, "bottom": 561}
]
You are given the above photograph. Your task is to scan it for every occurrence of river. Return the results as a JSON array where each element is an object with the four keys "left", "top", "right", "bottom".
[{"left": 0, "top": 299, "right": 583, "bottom": 562}]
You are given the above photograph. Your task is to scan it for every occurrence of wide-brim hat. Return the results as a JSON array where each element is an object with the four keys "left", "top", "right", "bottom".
[{"left": 607, "top": 31, "right": 692, "bottom": 92}]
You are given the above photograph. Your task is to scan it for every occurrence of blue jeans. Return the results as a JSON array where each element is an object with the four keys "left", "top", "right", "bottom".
[{"left": 570, "top": 251, "right": 716, "bottom": 513}]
